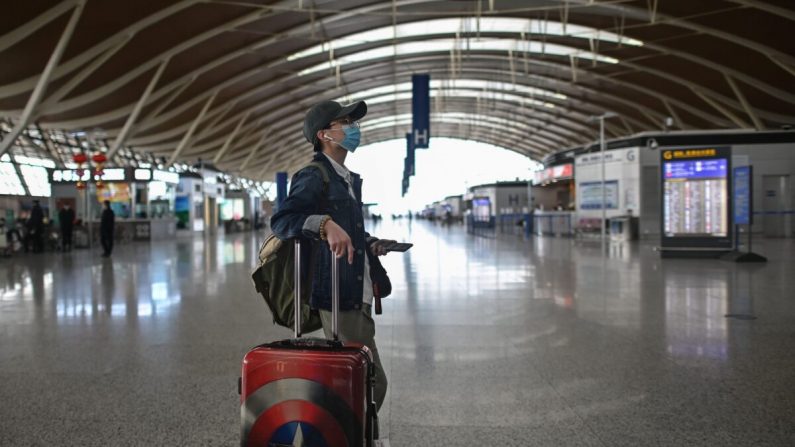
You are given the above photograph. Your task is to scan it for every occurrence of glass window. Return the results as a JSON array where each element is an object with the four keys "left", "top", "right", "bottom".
[
  {"left": 19, "top": 164, "right": 52, "bottom": 197},
  {"left": 340, "top": 79, "right": 567, "bottom": 104},
  {"left": 299, "top": 37, "right": 617, "bottom": 77},
  {"left": 298, "top": 38, "right": 618, "bottom": 76},
  {"left": 0, "top": 163, "right": 26, "bottom": 196},
  {"left": 289, "top": 17, "right": 642, "bottom": 61},
  {"left": 352, "top": 88, "right": 556, "bottom": 108}
]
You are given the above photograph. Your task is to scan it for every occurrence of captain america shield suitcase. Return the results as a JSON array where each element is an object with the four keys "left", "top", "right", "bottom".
[{"left": 240, "top": 239, "right": 377, "bottom": 446}]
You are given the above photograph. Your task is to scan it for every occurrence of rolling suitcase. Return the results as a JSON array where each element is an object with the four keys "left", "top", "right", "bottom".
[{"left": 240, "top": 239, "right": 377, "bottom": 447}]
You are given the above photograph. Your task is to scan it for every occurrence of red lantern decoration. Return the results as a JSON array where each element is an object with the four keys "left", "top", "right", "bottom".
[
  {"left": 73, "top": 153, "right": 88, "bottom": 164},
  {"left": 92, "top": 152, "right": 107, "bottom": 179},
  {"left": 73, "top": 153, "right": 88, "bottom": 191}
]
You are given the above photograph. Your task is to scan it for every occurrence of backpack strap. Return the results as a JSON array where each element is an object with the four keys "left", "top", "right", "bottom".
[{"left": 303, "top": 161, "right": 330, "bottom": 210}]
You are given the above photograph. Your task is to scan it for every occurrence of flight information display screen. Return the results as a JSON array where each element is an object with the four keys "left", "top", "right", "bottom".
[{"left": 663, "top": 158, "right": 728, "bottom": 237}]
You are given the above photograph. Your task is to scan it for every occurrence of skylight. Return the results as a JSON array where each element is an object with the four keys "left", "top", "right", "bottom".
[
  {"left": 339, "top": 79, "right": 567, "bottom": 103},
  {"left": 351, "top": 89, "right": 557, "bottom": 108},
  {"left": 288, "top": 17, "right": 642, "bottom": 61},
  {"left": 298, "top": 37, "right": 617, "bottom": 76},
  {"left": 361, "top": 113, "right": 544, "bottom": 135}
]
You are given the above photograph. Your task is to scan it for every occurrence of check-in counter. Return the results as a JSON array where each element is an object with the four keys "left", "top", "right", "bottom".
[
  {"left": 88, "top": 218, "right": 177, "bottom": 245},
  {"left": 533, "top": 211, "right": 574, "bottom": 237}
]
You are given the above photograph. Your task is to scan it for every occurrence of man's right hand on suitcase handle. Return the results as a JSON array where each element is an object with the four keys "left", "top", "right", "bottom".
[{"left": 324, "top": 219, "right": 355, "bottom": 264}]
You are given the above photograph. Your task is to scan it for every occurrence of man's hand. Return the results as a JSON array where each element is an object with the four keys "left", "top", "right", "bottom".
[
  {"left": 324, "top": 220, "right": 354, "bottom": 264},
  {"left": 370, "top": 239, "right": 396, "bottom": 256}
]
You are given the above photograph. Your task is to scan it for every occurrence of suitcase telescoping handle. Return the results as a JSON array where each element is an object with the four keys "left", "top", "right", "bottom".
[{"left": 294, "top": 239, "right": 339, "bottom": 340}]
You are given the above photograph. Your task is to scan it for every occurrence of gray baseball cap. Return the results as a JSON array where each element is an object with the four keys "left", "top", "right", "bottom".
[{"left": 303, "top": 100, "right": 367, "bottom": 145}]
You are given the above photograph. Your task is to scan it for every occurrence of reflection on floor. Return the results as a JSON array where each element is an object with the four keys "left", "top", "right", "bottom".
[{"left": 1, "top": 220, "right": 793, "bottom": 445}]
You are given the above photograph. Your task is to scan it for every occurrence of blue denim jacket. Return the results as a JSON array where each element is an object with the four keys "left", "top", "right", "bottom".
[{"left": 270, "top": 153, "right": 373, "bottom": 312}]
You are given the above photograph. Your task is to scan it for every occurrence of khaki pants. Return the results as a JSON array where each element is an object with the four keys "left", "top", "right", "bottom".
[{"left": 319, "top": 304, "right": 387, "bottom": 411}]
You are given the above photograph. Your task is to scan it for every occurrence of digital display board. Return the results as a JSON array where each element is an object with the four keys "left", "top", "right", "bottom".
[
  {"left": 579, "top": 180, "right": 619, "bottom": 210},
  {"left": 533, "top": 163, "right": 573, "bottom": 185},
  {"left": 660, "top": 147, "right": 732, "bottom": 250},
  {"left": 472, "top": 197, "right": 491, "bottom": 221}
]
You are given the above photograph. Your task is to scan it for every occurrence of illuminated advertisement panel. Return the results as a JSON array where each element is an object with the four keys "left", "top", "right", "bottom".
[
  {"left": 660, "top": 147, "right": 732, "bottom": 250},
  {"left": 472, "top": 197, "right": 491, "bottom": 222}
]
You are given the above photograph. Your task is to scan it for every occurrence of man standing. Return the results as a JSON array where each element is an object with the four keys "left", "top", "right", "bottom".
[
  {"left": 100, "top": 200, "right": 115, "bottom": 257},
  {"left": 271, "top": 100, "right": 394, "bottom": 414},
  {"left": 28, "top": 200, "right": 45, "bottom": 253},
  {"left": 59, "top": 204, "right": 75, "bottom": 252}
]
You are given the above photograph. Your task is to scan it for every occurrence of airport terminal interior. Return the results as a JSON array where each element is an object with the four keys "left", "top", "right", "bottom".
[{"left": 1, "top": 1, "right": 794, "bottom": 446}]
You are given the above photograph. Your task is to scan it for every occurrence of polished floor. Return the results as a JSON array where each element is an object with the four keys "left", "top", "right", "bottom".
[{"left": 1, "top": 220, "right": 794, "bottom": 446}]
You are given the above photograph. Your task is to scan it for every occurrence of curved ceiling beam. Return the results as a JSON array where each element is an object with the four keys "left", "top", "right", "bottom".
[
  {"left": 121, "top": 51, "right": 681, "bottom": 147},
  {"left": 240, "top": 117, "right": 554, "bottom": 176},
  {"left": 124, "top": 63, "right": 604, "bottom": 150},
  {"left": 214, "top": 101, "right": 578, "bottom": 169},
  {"left": 4, "top": 2, "right": 788, "bottom": 133},
  {"left": 33, "top": 45, "right": 713, "bottom": 141},
  {"left": 290, "top": 37, "right": 794, "bottom": 120},
  {"left": 0, "top": 0, "right": 202, "bottom": 99},
  {"left": 129, "top": 35, "right": 751, "bottom": 141},
  {"left": 38, "top": 5, "right": 276, "bottom": 116},
  {"left": 284, "top": 19, "right": 792, "bottom": 106},
  {"left": 231, "top": 115, "right": 551, "bottom": 175},
  {"left": 3, "top": 2, "right": 788, "bottom": 170},
  {"left": 603, "top": 1, "right": 795, "bottom": 68},
  {"left": 725, "top": 0, "right": 795, "bottom": 22},
  {"left": 26, "top": 5, "right": 752, "bottom": 136},
  {"left": 35, "top": 50, "right": 625, "bottom": 135},
  {"left": 278, "top": 125, "right": 545, "bottom": 178},
  {"left": 169, "top": 91, "right": 597, "bottom": 162},
  {"left": 12, "top": 0, "right": 426, "bottom": 111},
  {"left": 23, "top": 5, "right": 758, "bottom": 125},
  {"left": 0, "top": 0, "right": 78, "bottom": 53},
  {"left": 144, "top": 94, "right": 582, "bottom": 168}
]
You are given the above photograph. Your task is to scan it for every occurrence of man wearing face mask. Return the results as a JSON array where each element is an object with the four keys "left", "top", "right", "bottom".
[{"left": 270, "top": 100, "right": 394, "bottom": 413}]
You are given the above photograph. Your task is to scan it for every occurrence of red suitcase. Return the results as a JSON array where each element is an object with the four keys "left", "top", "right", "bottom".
[{"left": 240, "top": 240, "right": 377, "bottom": 447}]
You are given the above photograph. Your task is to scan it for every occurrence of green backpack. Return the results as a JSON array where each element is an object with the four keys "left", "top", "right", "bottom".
[{"left": 251, "top": 162, "right": 329, "bottom": 334}]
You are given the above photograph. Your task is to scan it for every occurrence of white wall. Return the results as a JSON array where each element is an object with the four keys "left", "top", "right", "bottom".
[
  {"left": 575, "top": 147, "right": 640, "bottom": 221},
  {"left": 495, "top": 185, "right": 530, "bottom": 215}
]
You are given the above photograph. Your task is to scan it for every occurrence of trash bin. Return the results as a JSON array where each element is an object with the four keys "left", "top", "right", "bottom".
[{"left": 609, "top": 216, "right": 638, "bottom": 242}]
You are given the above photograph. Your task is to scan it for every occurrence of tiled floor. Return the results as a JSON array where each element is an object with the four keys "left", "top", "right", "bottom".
[{"left": 1, "top": 220, "right": 793, "bottom": 446}]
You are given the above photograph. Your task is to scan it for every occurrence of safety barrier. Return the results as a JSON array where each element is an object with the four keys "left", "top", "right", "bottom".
[{"left": 533, "top": 213, "right": 574, "bottom": 237}]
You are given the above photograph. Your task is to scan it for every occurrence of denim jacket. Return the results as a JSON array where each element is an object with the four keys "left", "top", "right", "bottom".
[{"left": 270, "top": 153, "right": 375, "bottom": 312}]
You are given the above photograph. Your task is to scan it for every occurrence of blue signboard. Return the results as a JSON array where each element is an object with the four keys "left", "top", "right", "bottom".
[
  {"left": 733, "top": 166, "right": 752, "bottom": 225},
  {"left": 663, "top": 159, "right": 727, "bottom": 180},
  {"left": 405, "top": 132, "right": 415, "bottom": 176},
  {"left": 412, "top": 74, "right": 430, "bottom": 148}
]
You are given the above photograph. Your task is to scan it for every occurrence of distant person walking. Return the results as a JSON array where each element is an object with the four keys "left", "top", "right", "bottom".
[
  {"left": 28, "top": 200, "right": 45, "bottom": 253},
  {"left": 100, "top": 201, "right": 115, "bottom": 257},
  {"left": 59, "top": 204, "right": 75, "bottom": 252}
]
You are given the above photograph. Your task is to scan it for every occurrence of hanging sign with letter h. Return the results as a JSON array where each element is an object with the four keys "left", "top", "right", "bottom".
[{"left": 412, "top": 74, "right": 430, "bottom": 149}]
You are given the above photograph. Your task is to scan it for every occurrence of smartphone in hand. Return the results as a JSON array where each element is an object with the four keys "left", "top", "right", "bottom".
[{"left": 384, "top": 242, "right": 413, "bottom": 252}]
